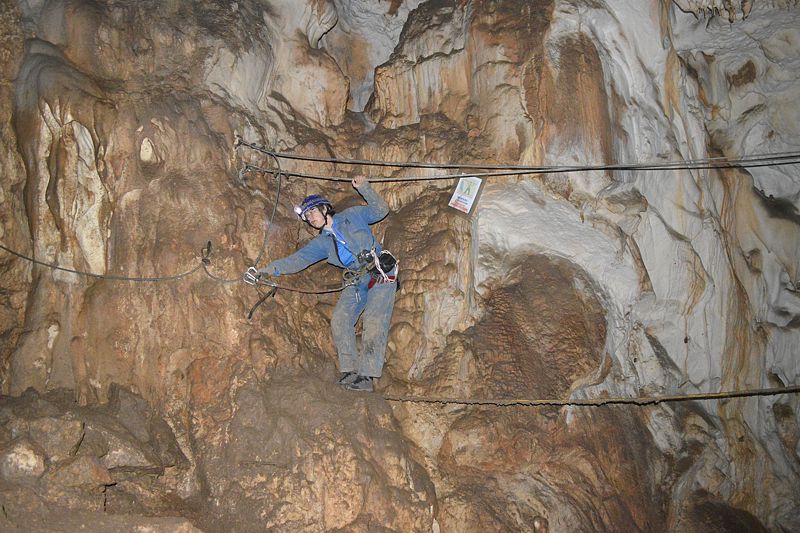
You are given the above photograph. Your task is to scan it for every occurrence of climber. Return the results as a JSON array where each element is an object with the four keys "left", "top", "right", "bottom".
[{"left": 255, "top": 175, "right": 397, "bottom": 392}]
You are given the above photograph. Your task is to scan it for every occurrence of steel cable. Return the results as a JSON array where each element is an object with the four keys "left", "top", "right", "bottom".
[
  {"left": 4, "top": 141, "right": 797, "bottom": 290},
  {"left": 3, "top": 139, "right": 798, "bottom": 407},
  {"left": 381, "top": 384, "right": 800, "bottom": 407},
  {"left": 254, "top": 277, "right": 345, "bottom": 295},
  {"left": 247, "top": 155, "right": 282, "bottom": 268},
  {"left": 0, "top": 241, "right": 204, "bottom": 282},
  {"left": 236, "top": 136, "right": 800, "bottom": 177},
  {"left": 237, "top": 154, "right": 800, "bottom": 182}
]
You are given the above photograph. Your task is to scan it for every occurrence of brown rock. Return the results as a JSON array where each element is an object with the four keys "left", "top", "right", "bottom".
[
  {"left": 106, "top": 384, "right": 187, "bottom": 469},
  {"left": 673, "top": 490, "right": 769, "bottom": 532},
  {"left": 471, "top": 254, "right": 607, "bottom": 400},
  {"left": 195, "top": 372, "right": 436, "bottom": 532},
  {"left": 27, "top": 416, "right": 84, "bottom": 462},
  {"left": 46, "top": 455, "right": 114, "bottom": 489}
]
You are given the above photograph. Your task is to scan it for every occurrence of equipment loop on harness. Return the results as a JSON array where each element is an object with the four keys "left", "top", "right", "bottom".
[{"left": 343, "top": 268, "right": 364, "bottom": 287}]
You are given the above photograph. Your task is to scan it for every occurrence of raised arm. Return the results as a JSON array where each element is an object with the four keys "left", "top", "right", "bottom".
[{"left": 351, "top": 176, "right": 389, "bottom": 224}]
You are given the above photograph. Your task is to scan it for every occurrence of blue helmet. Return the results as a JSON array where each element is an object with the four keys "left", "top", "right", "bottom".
[{"left": 294, "top": 194, "right": 332, "bottom": 221}]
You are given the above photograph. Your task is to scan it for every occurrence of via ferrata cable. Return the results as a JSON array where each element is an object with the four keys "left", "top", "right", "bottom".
[
  {"left": 235, "top": 137, "right": 800, "bottom": 180},
  {"left": 0, "top": 241, "right": 206, "bottom": 282},
  {"left": 381, "top": 384, "right": 800, "bottom": 407}
]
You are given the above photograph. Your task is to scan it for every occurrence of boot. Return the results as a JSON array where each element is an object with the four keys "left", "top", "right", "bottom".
[
  {"left": 337, "top": 371, "right": 358, "bottom": 386},
  {"left": 345, "top": 375, "right": 374, "bottom": 392}
]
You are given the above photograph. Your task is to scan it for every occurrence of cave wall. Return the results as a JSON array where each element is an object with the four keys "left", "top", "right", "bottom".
[{"left": 0, "top": 0, "right": 799, "bottom": 531}]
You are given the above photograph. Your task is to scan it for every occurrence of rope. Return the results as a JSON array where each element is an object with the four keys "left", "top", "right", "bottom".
[
  {"left": 248, "top": 285, "right": 278, "bottom": 319},
  {"left": 0, "top": 239, "right": 265, "bottom": 289},
  {"left": 381, "top": 384, "right": 800, "bottom": 407},
  {"left": 235, "top": 137, "right": 800, "bottom": 180},
  {"left": 0, "top": 238, "right": 344, "bottom": 325},
  {"left": 5, "top": 140, "right": 798, "bottom": 289},
  {"left": 201, "top": 262, "right": 242, "bottom": 284},
  {"left": 243, "top": 158, "right": 282, "bottom": 268},
  {"left": 255, "top": 277, "right": 344, "bottom": 295},
  {"left": 0, "top": 241, "right": 205, "bottom": 282},
  {"left": 237, "top": 154, "right": 800, "bottom": 183}
]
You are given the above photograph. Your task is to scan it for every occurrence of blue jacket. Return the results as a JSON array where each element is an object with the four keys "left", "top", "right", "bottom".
[{"left": 261, "top": 182, "right": 389, "bottom": 276}]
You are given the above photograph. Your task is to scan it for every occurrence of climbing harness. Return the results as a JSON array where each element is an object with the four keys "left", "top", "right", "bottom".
[
  {"left": 339, "top": 248, "right": 400, "bottom": 303},
  {"left": 342, "top": 266, "right": 366, "bottom": 288},
  {"left": 348, "top": 249, "right": 398, "bottom": 284},
  {"left": 347, "top": 248, "right": 399, "bottom": 289},
  {"left": 367, "top": 249, "right": 398, "bottom": 283}
]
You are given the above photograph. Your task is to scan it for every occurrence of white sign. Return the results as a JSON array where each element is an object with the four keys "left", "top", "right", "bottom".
[{"left": 448, "top": 176, "right": 483, "bottom": 214}]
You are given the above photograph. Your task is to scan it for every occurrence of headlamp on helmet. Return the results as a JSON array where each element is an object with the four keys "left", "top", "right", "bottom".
[{"left": 295, "top": 194, "right": 332, "bottom": 221}]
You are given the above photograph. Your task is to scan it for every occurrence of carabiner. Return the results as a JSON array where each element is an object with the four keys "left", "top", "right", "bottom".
[{"left": 243, "top": 266, "right": 260, "bottom": 286}]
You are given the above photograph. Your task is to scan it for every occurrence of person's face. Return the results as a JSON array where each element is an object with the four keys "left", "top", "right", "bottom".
[{"left": 306, "top": 206, "right": 326, "bottom": 229}]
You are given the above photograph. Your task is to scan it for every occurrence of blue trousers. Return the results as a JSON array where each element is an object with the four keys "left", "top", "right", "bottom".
[{"left": 331, "top": 274, "right": 397, "bottom": 378}]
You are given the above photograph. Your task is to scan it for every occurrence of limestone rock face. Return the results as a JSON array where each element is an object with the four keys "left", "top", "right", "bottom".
[
  {"left": 324, "top": 0, "right": 425, "bottom": 111},
  {"left": 673, "top": 0, "right": 755, "bottom": 21},
  {"left": 1, "top": 0, "right": 799, "bottom": 531},
  {"left": 0, "top": 387, "right": 192, "bottom": 529},
  {"left": 0, "top": 1, "right": 27, "bottom": 394},
  {"left": 194, "top": 372, "right": 436, "bottom": 531}
]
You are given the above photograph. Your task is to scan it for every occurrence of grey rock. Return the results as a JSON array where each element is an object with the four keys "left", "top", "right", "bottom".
[
  {"left": 0, "top": 437, "right": 46, "bottom": 481},
  {"left": 28, "top": 416, "right": 84, "bottom": 462}
]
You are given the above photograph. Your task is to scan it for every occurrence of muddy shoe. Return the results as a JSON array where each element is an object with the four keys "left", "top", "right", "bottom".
[
  {"left": 345, "top": 375, "right": 374, "bottom": 392},
  {"left": 337, "top": 371, "right": 358, "bottom": 386}
]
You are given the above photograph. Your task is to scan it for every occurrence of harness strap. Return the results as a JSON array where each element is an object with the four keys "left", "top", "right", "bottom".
[{"left": 368, "top": 275, "right": 396, "bottom": 289}]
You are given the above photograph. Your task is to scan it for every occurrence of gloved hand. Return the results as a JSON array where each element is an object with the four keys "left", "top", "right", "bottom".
[
  {"left": 257, "top": 265, "right": 282, "bottom": 287},
  {"left": 258, "top": 262, "right": 280, "bottom": 277}
]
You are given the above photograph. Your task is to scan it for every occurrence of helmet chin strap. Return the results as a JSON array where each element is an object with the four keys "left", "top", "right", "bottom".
[{"left": 306, "top": 205, "right": 330, "bottom": 231}]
